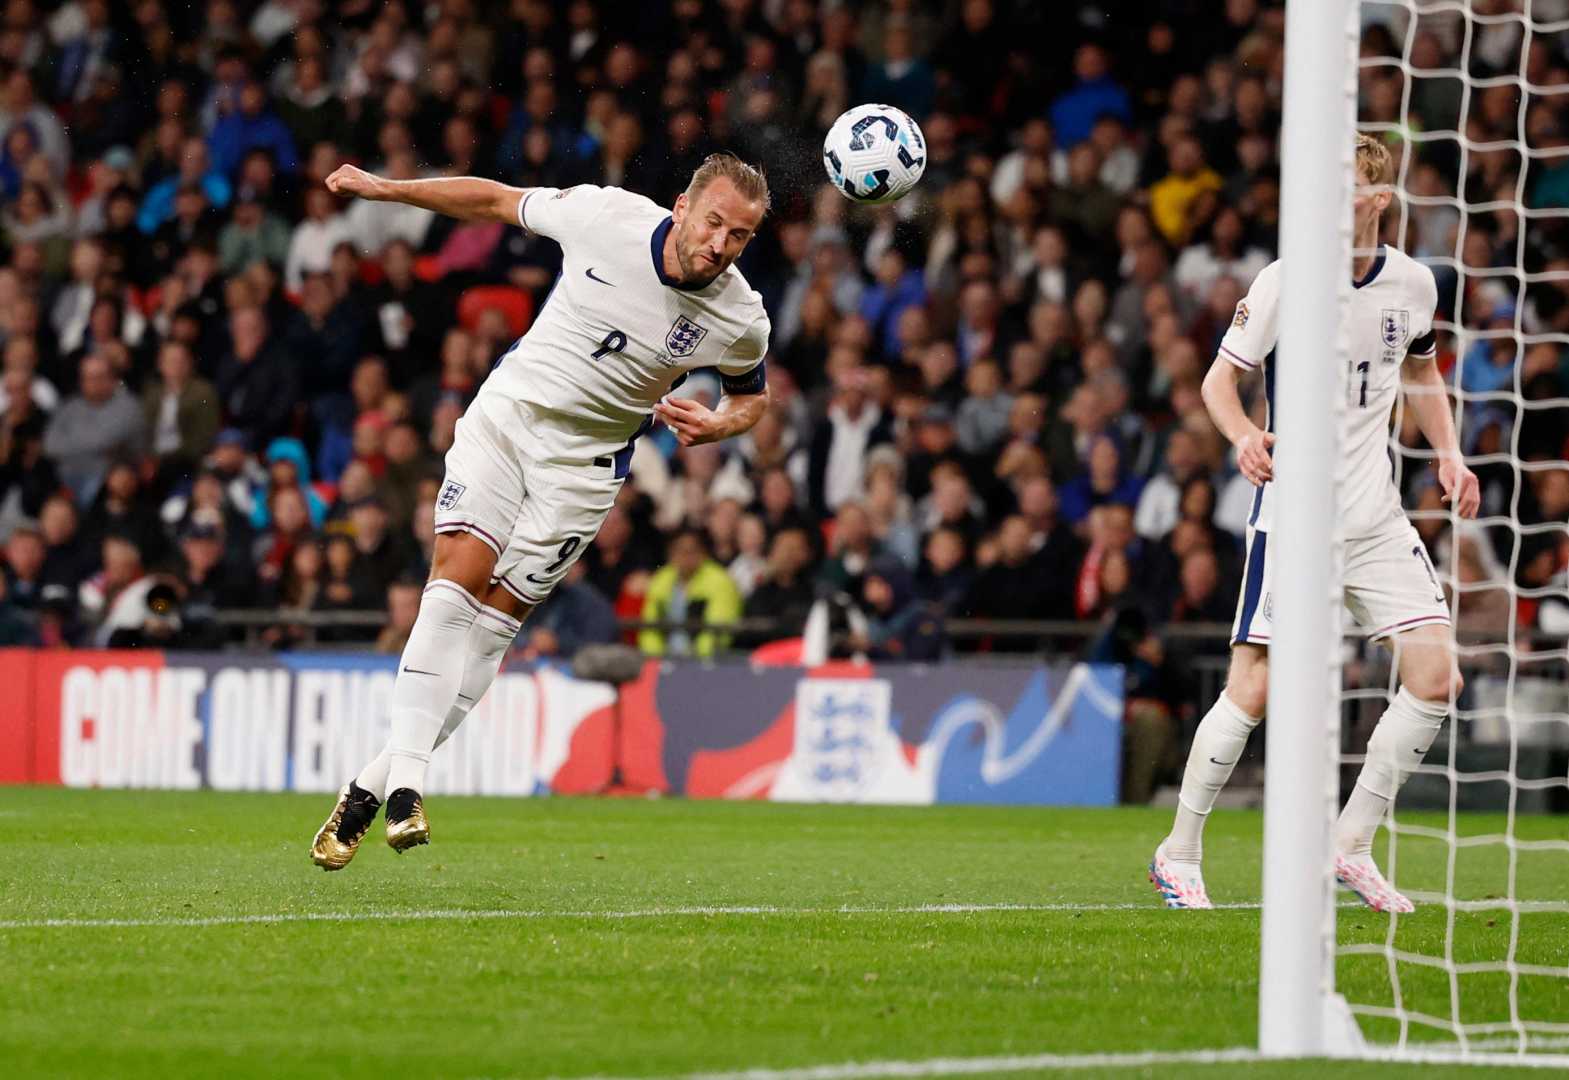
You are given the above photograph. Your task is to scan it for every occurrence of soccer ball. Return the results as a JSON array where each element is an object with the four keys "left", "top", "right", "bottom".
[{"left": 822, "top": 104, "right": 927, "bottom": 204}]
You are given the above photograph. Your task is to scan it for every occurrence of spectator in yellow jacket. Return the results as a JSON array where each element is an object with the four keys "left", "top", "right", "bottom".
[
  {"left": 638, "top": 529, "right": 742, "bottom": 658},
  {"left": 1149, "top": 134, "right": 1222, "bottom": 247}
]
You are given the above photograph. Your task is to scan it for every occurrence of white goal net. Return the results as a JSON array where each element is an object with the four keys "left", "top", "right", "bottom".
[{"left": 1332, "top": 0, "right": 1569, "bottom": 1059}]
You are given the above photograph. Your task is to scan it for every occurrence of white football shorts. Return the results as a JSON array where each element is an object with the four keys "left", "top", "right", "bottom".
[
  {"left": 1231, "top": 517, "right": 1451, "bottom": 647},
  {"left": 432, "top": 406, "right": 627, "bottom": 605}
]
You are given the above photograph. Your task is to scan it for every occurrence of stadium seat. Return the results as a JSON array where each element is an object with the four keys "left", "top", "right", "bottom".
[{"left": 458, "top": 285, "right": 534, "bottom": 338}]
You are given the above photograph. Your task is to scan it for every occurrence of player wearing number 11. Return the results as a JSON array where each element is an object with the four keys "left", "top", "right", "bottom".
[
  {"left": 1149, "top": 134, "right": 1481, "bottom": 912},
  {"left": 309, "top": 155, "right": 772, "bottom": 868}
]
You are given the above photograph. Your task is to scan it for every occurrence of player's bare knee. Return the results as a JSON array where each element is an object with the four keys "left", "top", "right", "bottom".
[
  {"left": 1227, "top": 677, "right": 1267, "bottom": 719},
  {"left": 483, "top": 582, "right": 535, "bottom": 622},
  {"left": 1225, "top": 647, "right": 1269, "bottom": 717},
  {"left": 430, "top": 532, "right": 499, "bottom": 598},
  {"left": 1406, "top": 664, "right": 1462, "bottom": 705}
]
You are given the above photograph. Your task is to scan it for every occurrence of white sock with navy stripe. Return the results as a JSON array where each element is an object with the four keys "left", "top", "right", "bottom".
[
  {"left": 353, "top": 604, "right": 524, "bottom": 799},
  {"left": 383, "top": 580, "right": 483, "bottom": 796},
  {"left": 1165, "top": 692, "right": 1262, "bottom": 865}
]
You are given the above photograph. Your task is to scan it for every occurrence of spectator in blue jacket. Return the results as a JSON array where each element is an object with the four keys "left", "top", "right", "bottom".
[
  {"left": 137, "top": 136, "right": 231, "bottom": 235},
  {"left": 1060, "top": 434, "right": 1145, "bottom": 526},
  {"left": 249, "top": 437, "right": 327, "bottom": 532},
  {"left": 1049, "top": 43, "right": 1133, "bottom": 148},
  {"left": 208, "top": 80, "right": 299, "bottom": 181},
  {"left": 858, "top": 247, "right": 927, "bottom": 362}
]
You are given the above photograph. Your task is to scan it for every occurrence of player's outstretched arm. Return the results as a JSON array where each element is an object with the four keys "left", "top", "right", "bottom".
[
  {"left": 324, "top": 164, "right": 527, "bottom": 226},
  {"left": 653, "top": 390, "right": 768, "bottom": 448},
  {"left": 1202, "top": 355, "right": 1275, "bottom": 486},
  {"left": 1401, "top": 354, "right": 1480, "bottom": 518}
]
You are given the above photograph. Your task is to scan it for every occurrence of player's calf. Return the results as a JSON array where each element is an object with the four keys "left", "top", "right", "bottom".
[{"left": 310, "top": 781, "right": 382, "bottom": 871}]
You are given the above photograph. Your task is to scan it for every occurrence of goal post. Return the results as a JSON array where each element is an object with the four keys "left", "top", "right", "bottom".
[
  {"left": 1266, "top": 0, "right": 1569, "bottom": 1065},
  {"left": 1260, "top": 0, "right": 1358, "bottom": 1057}
]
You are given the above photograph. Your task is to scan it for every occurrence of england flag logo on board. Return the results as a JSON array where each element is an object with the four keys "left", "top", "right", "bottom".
[{"left": 666, "top": 315, "right": 708, "bottom": 358}]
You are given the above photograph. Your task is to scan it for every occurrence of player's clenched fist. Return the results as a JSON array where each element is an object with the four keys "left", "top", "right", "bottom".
[
  {"left": 325, "top": 164, "right": 385, "bottom": 200},
  {"left": 1236, "top": 428, "right": 1275, "bottom": 486},
  {"left": 1438, "top": 457, "right": 1481, "bottom": 519},
  {"left": 654, "top": 396, "right": 722, "bottom": 447}
]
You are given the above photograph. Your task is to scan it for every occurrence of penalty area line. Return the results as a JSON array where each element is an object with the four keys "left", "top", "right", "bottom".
[{"left": 0, "top": 899, "right": 1279, "bottom": 931}]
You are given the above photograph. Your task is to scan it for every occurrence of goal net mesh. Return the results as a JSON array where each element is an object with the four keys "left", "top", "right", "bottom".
[{"left": 1341, "top": 0, "right": 1569, "bottom": 1056}]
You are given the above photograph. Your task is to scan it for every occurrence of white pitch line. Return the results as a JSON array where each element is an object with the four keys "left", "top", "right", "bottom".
[
  {"left": 533, "top": 1043, "right": 1569, "bottom": 1080},
  {"left": 0, "top": 900, "right": 1282, "bottom": 931},
  {"left": 540, "top": 1048, "right": 1269, "bottom": 1080}
]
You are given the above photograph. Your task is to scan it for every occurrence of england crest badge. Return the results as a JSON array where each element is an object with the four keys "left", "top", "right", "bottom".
[
  {"left": 666, "top": 314, "right": 709, "bottom": 358},
  {"left": 437, "top": 479, "right": 466, "bottom": 511},
  {"left": 1381, "top": 308, "right": 1408, "bottom": 349}
]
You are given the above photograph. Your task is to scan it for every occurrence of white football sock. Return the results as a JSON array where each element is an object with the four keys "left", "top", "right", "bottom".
[
  {"left": 353, "top": 752, "right": 392, "bottom": 802},
  {"left": 383, "top": 580, "right": 483, "bottom": 796},
  {"left": 433, "top": 604, "right": 523, "bottom": 750},
  {"left": 1336, "top": 686, "right": 1448, "bottom": 856},
  {"left": 353, "top": 606, "right": 523, "bottom": 798},
  {"left": 1166, "top": 691, "right": 1262, "bottom": 864}
]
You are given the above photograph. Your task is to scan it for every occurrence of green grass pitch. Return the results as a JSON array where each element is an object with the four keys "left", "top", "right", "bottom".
[{"left": 3, "top": 788, "right": 1565, "bottom": 1079}]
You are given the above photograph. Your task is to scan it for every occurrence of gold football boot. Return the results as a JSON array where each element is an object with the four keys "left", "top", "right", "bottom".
[
  {"left": 310, "top": 782, "right": 382, "bottom": 870},
  {"left": 384, "top": 787, "right": 430, "bottom": 852}
]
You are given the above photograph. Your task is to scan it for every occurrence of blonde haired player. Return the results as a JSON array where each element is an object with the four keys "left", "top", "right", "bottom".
[
  {"left": 1149, "top": 134, "right": 1481, "bottom": 911},
  {"left": 310, "top": 155, "right": 773, "bottom": 868}
]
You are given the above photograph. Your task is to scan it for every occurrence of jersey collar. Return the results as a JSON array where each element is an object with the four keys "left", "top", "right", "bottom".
[
  {"left": 651, "top": 216, "right": 709, "bottom": 292},
  {"left": 1353, "top": 244, "right": 1386, "bottom": 289}
]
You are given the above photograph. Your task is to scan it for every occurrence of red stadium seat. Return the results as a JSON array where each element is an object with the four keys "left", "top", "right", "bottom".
[{"left": 458, "top": 285, "right": 534, "bottom": 338}]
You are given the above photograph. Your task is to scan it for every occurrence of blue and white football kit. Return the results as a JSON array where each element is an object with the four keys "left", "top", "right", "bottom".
[
  {"left": 433, "top": 184, "right": 771, "bottom": 604},
  {"left": 1221, "top": 246, "right": 1450, "bottom": 646}
]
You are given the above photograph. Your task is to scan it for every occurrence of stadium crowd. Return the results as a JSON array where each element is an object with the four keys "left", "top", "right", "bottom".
[{"left": 0, "top": 0, "right": 1565, "bottom": 667}]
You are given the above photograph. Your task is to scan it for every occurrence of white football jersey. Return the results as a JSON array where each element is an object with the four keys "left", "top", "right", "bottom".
[
  {"left": 474, "top": 184, "right": 771, "bottom": 463},
  {"left": 1219, "top": 245, "right": 1438, "bottom": 539}
]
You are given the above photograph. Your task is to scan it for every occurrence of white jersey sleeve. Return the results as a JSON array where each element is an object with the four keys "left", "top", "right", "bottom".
[
  {"left": 1218, "top": 260, "right": 1282, "bottom": 371},
  {"left": 716, "top": 313, "right": 770, "bottom": 395},
  {"left": 517, "top": 185, "right": 613, "bottom": 242},
  {"left": 1407, "top": 264, "right": 1439, "bottom": 360}
]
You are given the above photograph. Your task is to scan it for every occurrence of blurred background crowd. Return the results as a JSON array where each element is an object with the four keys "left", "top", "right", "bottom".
[{"left": 0, "top": 0, "right": 1565, "bottom": 674}]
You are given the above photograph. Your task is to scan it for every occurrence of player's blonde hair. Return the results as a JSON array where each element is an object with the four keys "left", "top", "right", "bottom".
[
  {"left": 686, "top": 153, "right": 772, "bottom": 214},
  {"left": 1355, "top": 132, "right": 1395, "bottom": 186}
]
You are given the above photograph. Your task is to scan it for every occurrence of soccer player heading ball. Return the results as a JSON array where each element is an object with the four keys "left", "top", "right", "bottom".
[
  {"left": 1149, "top": 134, "right": 1481, "bottom": 913},
  {"left": 310, "top": 155, "right": 772, "bottom": 868}
]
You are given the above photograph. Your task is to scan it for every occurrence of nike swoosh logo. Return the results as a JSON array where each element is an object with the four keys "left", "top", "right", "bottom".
[
  {"left": 402, "top": 666, "right": 440, "bottom": 677},
  {"left": 585, "top": 267, "right": 615, "bottom": 286},
  {"left": 525, "top": 573, "right": 548, "bottom": 584},
  {"left": 1209, "top": 757, "right": 1236, "bottom": 766}
]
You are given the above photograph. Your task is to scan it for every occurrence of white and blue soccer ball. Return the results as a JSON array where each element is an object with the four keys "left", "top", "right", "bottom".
[{"left": 822, "top": 104, "right": 927, "bottom": 204}]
